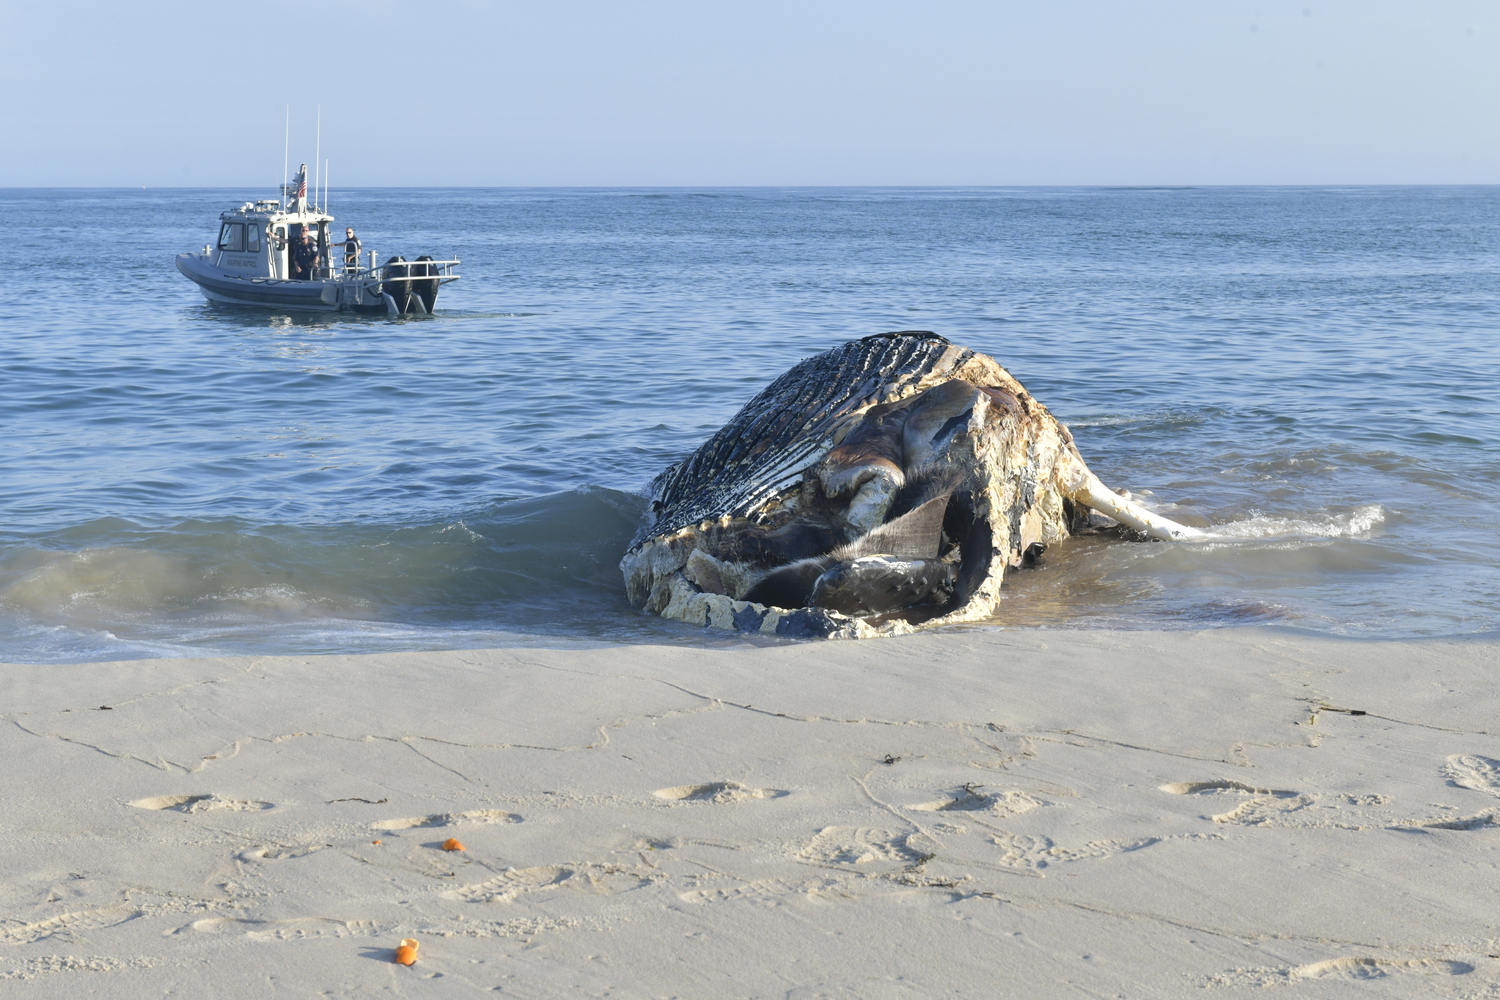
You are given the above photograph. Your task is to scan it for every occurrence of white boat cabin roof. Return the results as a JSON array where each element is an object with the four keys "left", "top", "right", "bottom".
[{"left": 220, "top": 199, "right": 333, "bottom": 228}]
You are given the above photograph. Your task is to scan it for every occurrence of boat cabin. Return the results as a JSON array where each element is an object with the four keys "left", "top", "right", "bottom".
[{"left": 210, "top": 201, "right": 345, "bottom": 280}]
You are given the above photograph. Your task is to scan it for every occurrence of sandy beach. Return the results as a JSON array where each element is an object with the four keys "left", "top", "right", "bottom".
[{"left": 2, "top": 627, "right": 1498, "bottom": 997}]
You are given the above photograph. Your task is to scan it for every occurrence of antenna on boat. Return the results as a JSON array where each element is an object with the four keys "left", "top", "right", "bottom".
[
  {"left": 325, "top": 160, "right": 330, "bottom": 218},
  {"left": 314, "top": 105, "right": 321, "bottom": 212},
  {"left": 282, "top": 105, "right": 289, "bottom": 212}
]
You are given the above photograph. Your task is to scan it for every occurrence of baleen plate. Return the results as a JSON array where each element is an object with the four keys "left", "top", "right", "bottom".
[{"left": 635, "top": 332, "right": 966, "bottom": 545}]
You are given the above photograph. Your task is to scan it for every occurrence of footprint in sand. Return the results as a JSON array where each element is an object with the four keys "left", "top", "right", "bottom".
[
  {"left": 427, "top": 915, "right": 584, "bottom": 941},
  {"left": 1392, "top": 811, "right": 1498, "bottom": 832},
  {"left": 445, "top": 863, "right": 654, "bottom": 903},
  {"left": 235, "top": 844, "right": 329, "bottom": 862},
  {"left": 371, "top": 809, "right": 520, "bottom": 832},
  {"left": 992, "top": 832, "right": 1161, "bottom": 870},
  {"left": 1292, "top": 957, "right": 1473, "bottom": 980},
  {"left": 1204, "top": 956, "right": 1473, "bottom": 988},
  {"left": 1444, "top": 754, "right": 1500, "bottom": 795},
  {"left": 0, "top": 955, "right": 156, "bottom": 980},
  {"left": 1160, "top": 779, "right": 1313, "bottom": 825},
  {"left": 1383, "top": 754, "right": 1500, "bottom": 830},
  {"left": 128, "top": 794, "right": 273, "bottom": 813},
  {"left": 909, "top": 786, "right": 1041, "bottom": 817},
  {"left": 178, "top": 917, "right": 381, "bottom": 941},
  {"left": 0, "top": 908, "right": 140, "bottom": 945},
  {"left": 1158, "top": 779, "right": 1298, "bottom": 798},
  {"left": 797, "top": 827, "right": 930, "bottom": 868},
  {"left": 677, "top": 876, "right": 842, "bottom": 905},
  {"left": 1163, "top": 779, "right": 1403, "bottom": 829},
  {"left": 652, "top": 782, "right": 788, "bottom": 804}
]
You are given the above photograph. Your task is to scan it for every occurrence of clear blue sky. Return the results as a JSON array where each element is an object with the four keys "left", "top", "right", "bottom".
[{"left": 3, "top": 1, "right": 1495, "bottom": 186}]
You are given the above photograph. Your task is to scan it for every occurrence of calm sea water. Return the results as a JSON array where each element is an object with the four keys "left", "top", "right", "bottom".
[{"left": 1, "top": 186, "right": 1497, "bottom": 662}]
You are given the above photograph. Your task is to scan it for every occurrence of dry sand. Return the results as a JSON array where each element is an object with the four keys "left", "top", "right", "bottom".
[{"left": 2, "top": 627, "right": 1499, "bottom": 998}]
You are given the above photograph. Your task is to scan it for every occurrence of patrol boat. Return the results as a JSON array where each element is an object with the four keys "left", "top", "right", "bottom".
[{"left": 175, "top": 163, "right": 459, "bottom": 315}]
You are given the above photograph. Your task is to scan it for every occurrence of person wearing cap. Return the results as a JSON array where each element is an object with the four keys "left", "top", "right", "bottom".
[
  {"left": 342, "top": 227, "right": 362, "bottom": 271},
  {"left": 292, "top": 228, "right": 319, "bottom": 280}
]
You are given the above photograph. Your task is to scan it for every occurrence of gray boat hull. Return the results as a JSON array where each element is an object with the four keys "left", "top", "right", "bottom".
[{"left": 176, "top": 254, "right": 419, "bottom": 314}]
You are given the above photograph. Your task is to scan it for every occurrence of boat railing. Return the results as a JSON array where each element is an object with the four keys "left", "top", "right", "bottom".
[{"left": 316, "top": 251, "right": 460, "bottom": 284}]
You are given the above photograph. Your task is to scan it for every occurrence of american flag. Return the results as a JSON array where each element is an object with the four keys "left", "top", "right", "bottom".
[{"left": 283, "top": 164, "right": 308, "bottom": 203}]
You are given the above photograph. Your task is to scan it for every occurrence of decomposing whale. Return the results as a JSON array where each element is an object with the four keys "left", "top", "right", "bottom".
[{"left": 621, "top": 332, "right": 1206, "bottom": 639}]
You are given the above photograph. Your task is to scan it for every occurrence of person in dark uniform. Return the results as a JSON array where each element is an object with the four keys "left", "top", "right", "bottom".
[
  {"left": 292, "top": 228, "right": 319, "bottom": 280},
  {"left": 342, "top": 227, "right": 362, "bottom": 271}
]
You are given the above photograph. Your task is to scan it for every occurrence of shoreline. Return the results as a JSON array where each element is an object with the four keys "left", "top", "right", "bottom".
[
  {"left": 4, "top": 628, "right": 1499, "bottom": 996},
  {"left": 9, "top": 616, "right": 1497, "bottom": 668}
]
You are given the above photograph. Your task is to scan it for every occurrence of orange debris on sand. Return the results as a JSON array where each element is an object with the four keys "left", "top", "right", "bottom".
[
  {"left": 440, "top": 837, "right": 464, "bottom": 852},
  {"left": 394, "top": 939, "right": 419, "bottom": 966},
  {"left": 372, "top": 839, "right": 382, "bottom": 845}
]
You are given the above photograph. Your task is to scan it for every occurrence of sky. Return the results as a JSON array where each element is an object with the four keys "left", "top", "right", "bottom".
[{"left": 2, "top": 1, "right": 1496, "bottom": 186}]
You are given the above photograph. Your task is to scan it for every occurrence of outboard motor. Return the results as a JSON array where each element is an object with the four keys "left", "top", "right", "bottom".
[
  {"left": 413, "top": 255, "right": 441, "bottom": 315},
  {"left": 382, "top": 255, "right": 414, "bottom": 314}
]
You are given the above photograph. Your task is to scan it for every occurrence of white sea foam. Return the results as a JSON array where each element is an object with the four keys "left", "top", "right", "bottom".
[{"left": 1208, "top": 505, "right": 1386, "bottom": 541}]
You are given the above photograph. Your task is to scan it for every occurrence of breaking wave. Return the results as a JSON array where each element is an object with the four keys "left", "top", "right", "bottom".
[{"left": 0, "top": 487, "right": 664, "bottom": 662}]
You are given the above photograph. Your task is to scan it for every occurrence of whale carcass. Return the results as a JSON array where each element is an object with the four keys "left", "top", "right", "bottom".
[{"left": 621, "top": 332, "right": 1204, "bottom": 638}]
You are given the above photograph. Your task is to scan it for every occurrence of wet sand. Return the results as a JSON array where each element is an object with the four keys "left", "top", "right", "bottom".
[{"left": 3, "top": 628, "right": 1498, "bottom": 997}]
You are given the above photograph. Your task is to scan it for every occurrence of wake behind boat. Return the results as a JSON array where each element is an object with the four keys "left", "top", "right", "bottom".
[{"left": 176, "top": 163, "right": 458, "bottom": 315}]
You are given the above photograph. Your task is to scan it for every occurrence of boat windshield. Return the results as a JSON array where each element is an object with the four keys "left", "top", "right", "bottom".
[{"left": 218, "top": 222, "right": 245, "bottom": 253}]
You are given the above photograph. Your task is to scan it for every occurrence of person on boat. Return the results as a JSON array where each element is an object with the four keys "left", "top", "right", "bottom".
[
  {"left": 292, "top": 229, "right": 319, "bottom": 280},
  {"left": 342, "top": 227, "right": 362, "bottom": 271}
]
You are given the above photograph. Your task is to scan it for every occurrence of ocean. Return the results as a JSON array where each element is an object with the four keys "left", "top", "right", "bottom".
[{"left": 1, "top": 186, "right": 1497, "bottom": 662}]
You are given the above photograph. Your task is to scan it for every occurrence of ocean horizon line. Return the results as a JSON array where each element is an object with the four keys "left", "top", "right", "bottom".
[{"left": 5, "top": 182, "right": 1500, "bottom": 193}]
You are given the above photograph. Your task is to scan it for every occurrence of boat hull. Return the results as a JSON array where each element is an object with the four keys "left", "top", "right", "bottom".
[{"left": 176, "top": 254, "right": 404, "bottom": 314}]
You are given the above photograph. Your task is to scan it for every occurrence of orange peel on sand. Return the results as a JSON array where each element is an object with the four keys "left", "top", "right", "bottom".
[
  {"left": 394, "top": 939, "right": 419, "bottom": 966},
  {"left": 440, "top": 837, "right": 464, "bottom": 852}
]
